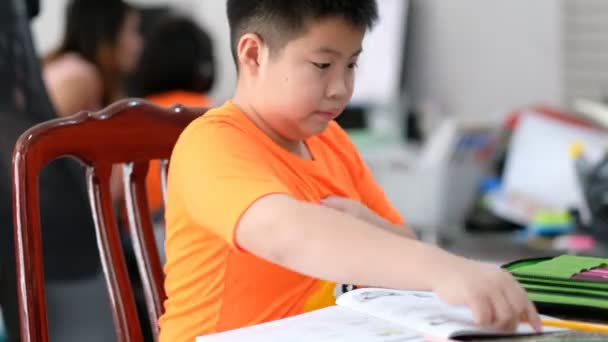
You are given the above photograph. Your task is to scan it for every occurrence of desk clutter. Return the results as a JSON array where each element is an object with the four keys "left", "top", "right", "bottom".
[
  {"left": 465, "top": 105, "right": 608, "bottom": 256},
  {"left": 505, "top": 255, "right": 608, "bottom": 321}
]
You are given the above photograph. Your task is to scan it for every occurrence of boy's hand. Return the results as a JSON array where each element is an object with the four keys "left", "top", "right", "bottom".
[
  {"left": 431, "top": 257, "right": 542, "bottom": 332},
  {"left": 321, "top": 196, "right": 416, "bottom": 239}
]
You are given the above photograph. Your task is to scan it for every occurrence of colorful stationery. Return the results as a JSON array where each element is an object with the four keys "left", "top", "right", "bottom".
[{"left": 505, "top": 255, "right": 608, "bottom": 320}]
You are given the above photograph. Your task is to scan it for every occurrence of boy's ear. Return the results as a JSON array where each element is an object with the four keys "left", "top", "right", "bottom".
[{"left": 237, "top": 33, "right": 264, "bottom": 75}]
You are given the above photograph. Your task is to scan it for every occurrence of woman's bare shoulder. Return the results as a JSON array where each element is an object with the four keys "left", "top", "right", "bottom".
[
  {"left": 45, "top": 53, "right": 102, "bottom": 85},
  {"left": 44, "top": 53, "right": 103, "bottom": 116}
]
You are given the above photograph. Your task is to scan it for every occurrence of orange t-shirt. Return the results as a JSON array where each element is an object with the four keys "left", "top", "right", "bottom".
[
  {"left": 159, "top": 101, "right": 404, "bottom": 342},
  {"left": 145, "top": 91, "right": 212, "bottom": 214}
]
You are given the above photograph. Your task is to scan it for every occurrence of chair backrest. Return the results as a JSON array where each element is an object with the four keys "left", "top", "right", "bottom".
[{"left": 12, "top": 99, "right": 205, "bottom": 342}]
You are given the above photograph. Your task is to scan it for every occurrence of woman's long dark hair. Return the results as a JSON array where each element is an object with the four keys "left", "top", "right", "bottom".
[{"left": 47, "top": 0, "right": 135, "bottom": 104}]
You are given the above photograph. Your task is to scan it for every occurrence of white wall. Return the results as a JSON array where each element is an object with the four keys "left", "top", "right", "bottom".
[
  {"left": 31, "top": 0, "right": 69, "bottom": 55},
  {"left": 405, "top": 0, "right": 563, "bottom": 123},
  {"left": 31, "top": 0, "right": 237, "bottom": 102},
  {"left": 32, "top": 0, "right": 565, "bottom": 118},
  {"left": 191, "top": 1, "right": 236, "bottom": 102}
]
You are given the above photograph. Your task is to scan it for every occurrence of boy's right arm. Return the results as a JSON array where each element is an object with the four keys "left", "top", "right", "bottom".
[{"left": 236, "top": 194, "right": 542, "bottom": 332}]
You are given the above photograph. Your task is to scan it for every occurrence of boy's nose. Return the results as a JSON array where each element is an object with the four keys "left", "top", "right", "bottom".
[{"left": 327, "top": 76, "right": 350, "bottom": 101}]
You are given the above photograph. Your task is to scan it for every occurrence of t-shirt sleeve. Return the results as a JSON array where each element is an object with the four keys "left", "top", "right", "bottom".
[{"left": 169, "top": 122, "right": 289, "bottom": 248}]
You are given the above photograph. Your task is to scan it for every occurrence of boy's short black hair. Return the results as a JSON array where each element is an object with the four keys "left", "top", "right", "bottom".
[
  {"left": 226, "top": 0, "right": 378, "bottom": 65},
  {"left": 138, "top": 15, "right": 215, "bottom": 95}
]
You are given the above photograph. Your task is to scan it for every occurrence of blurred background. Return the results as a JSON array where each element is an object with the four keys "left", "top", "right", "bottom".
[{"left": 2, "top": 0, "right": 608, "bottom": 341}]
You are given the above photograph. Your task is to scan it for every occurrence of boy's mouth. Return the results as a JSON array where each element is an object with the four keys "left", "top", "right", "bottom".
[{"left": 314, "top": 110, "right": 341, "bottom": 120}]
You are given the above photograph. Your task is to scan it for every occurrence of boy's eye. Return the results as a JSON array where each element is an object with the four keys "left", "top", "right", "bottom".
[
  {"left": 348, "top": 62, "right": 358, "bottom": 69},
  {"left": 313, "top": 62, "right": 331, "bottom": 70}
]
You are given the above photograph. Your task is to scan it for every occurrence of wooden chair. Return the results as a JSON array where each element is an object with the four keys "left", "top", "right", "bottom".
[{"left": 12, "top": 99, "right": 205, "bottom": 342}]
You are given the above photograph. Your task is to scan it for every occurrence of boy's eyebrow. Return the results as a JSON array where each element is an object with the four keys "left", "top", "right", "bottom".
[{"left": 315, "top": 47, "right": 363, "bottom": 57}]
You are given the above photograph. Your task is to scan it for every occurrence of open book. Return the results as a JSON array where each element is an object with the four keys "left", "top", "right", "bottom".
[{"left": 197, "top": 288, "right": 567, "bottom": 341}]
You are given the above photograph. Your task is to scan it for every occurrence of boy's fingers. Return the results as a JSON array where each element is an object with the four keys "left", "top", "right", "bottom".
[
  {"left": 491, "top": 291, "right": 516, "bottom": 331},
  {"left": 503, "top": 281, "right": 529, "bottom": 321},
  {"left": 320, "top": 196, "right": 348, "bottom": 210},
  {"left": 470, "top": 295, "right": 493, "bottom": 327},
  {"left": 508, "top": 280, "right": 541, "bottom": 332},
  {"left": 525, "top": 302, "right": 542, "bottom": 332}
]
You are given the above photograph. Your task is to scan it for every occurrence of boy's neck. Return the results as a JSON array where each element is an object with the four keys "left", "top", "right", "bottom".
[{"left": 231, "top": 92, "right": 312, "bottom": 160}]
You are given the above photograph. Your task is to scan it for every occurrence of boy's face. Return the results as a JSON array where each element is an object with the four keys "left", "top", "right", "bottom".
[{"left": 249, "top": 17, "right": 365, "bottom": 140}]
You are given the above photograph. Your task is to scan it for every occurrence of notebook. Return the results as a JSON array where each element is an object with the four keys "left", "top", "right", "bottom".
[
  {"left": 197, "top": 288, "right": 567, "bottom": 342},
  {"left": 505, "top": 255, "right": 608, "bottom": 319}
]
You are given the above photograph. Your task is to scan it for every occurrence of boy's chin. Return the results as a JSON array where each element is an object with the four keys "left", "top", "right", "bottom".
[{"left": 307, "top": 121, "right": 331, "bottom": 136}]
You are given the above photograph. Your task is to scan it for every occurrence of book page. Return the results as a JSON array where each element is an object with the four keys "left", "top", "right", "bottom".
[
  {"left": 197, "top": 306, "right": 424, "bottom": 342},
  {"left": 336, "top": 288, "right": 565, "bottom": 339}
]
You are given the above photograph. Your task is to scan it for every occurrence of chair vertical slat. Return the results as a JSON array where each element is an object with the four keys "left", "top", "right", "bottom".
[
  {"left": 123, "top": 162, "right": 166, "bottom": 340},
  {"left": 159, "top": 159, "right": 169, "bottom": 206},
  {"left": 13, "top": 152, "right": 48, "bottom": 342},
  {"left": 86, "top": 163, "right": 142, "bottom": 342}
]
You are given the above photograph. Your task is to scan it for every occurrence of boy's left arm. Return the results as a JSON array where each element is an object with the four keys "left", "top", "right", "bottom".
[
  {"left": 328, "top": 122, "right": 415, "bottom": 238},
  {"left": 321, "top": 196, "right": 416, "bottom": 239}
]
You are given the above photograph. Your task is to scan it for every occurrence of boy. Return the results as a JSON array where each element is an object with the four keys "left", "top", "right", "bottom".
[{"left": 159, "top": 1, "right": 541, "bottom": 341}]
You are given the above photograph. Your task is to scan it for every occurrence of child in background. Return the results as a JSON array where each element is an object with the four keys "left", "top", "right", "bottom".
[
  {"left": 139, "top": 15, "right": 215, "bottom": 108},
  {"left": 159, "top": 1, "right": 542, "bottom": 341},
  {"left": 137, "top": 15, "right": 215, "bottom": 216}
]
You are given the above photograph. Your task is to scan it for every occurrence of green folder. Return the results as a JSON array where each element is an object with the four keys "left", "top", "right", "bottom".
[{"left": 503, "top": 255, "right": 608, "bottom": 320}]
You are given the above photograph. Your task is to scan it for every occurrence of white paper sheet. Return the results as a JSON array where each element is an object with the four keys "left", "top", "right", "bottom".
[{"left": 197, "top": 306, "right": 423, "bottom": 342}]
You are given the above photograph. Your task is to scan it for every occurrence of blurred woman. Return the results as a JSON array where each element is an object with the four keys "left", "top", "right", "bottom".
[
  {"left": 37, "top": 1, "right": 143, "bottom": 340},
  {"left": 43, "top": 0, "right": 143, "bottom": 116},
  {"left": 44, "top": 0, "right": 143, "bottom": 206}
]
